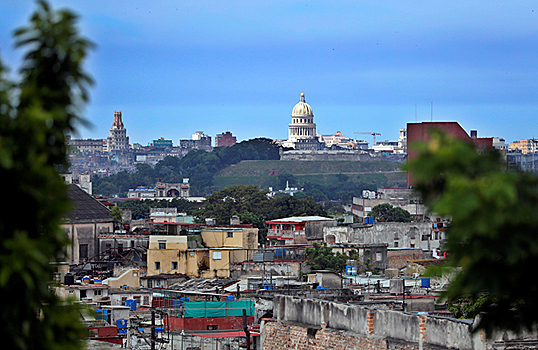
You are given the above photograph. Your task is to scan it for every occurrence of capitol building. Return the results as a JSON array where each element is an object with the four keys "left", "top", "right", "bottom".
[{"left": 281, "top": 93, "right": 323, "bottom": 150}]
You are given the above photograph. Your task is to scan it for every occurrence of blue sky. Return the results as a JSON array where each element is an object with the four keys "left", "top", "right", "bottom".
[{"left": 1, "top": 1, "right": 537, "bottom": 145}]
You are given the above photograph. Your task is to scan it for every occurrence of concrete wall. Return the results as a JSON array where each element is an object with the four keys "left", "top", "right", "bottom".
[
  {"left": 263, "top": 295, "right": 502, "bottom": 350},
  {"left": 63, "top": 222, "right": 114, "bottom": 265},
  {"left": 230, "top": 261, "right": 307, "bottom": 279},
  {"left": 326, "top": 222, "right": 439, "bottom": 251}
]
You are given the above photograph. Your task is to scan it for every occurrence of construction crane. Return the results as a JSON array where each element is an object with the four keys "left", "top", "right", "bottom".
[{"left": 354, "top": 132, "right": 381, "bottom": 146}]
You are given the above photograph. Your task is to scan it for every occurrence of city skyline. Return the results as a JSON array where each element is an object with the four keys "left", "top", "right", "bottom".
[{"left": 1, "top": 1, "right": 537, "bottom": 145}]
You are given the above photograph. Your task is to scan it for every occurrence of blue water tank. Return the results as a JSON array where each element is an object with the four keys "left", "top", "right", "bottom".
[
  {"left": 126, "top": 299, "right": 137, "bottom": 311},
  {"left": 117, "top": 318, "right": 128, "bottom": 334},
  {"left": 421, "top": 277, "right": 431, "bottom": 288},
  {"left": 155, "top": 327, "right": 164, "bottom": 333},
  {"left": 317, "top": 286, "right": 327, "bottom": 289},
  {"left": 227, "top": 295, "right": 235, "bottom": 301}
]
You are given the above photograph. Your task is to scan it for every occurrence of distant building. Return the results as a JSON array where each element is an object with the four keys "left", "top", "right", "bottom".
[
  {"left": 146, "top": 225, "right": 258, "bottom": 278},
  {"left": 61, "top": 173, "right": 92, "bottom": 195},
  {"left": 215, "top": 131, "right": 237, "bottom": 147},
  {"left": 407, "top": 122, "right": 493, "bottom": 187},
  {"left": 105, "top": 111, "right": 130, "bottom": 152},
  {"left": 266, "top": 216, "right": 337, "bottom": 245},
  {"left": 509, "top": 138, "right": 538, "bottom": 154},
  {"left": 127, "top": 180, "right": 190, "bottom": 198},
  {"left": 179, "top": 131, "right": 212, "bottom": 152},
  {"left": 150, "top": 137, "right": 173, "bottom": 149},
  {"left": 67, "top": 136, "right": 105, "bottom": 153},
  {"left": 281, "top": 93, "right": 322, "bottom": 150}
]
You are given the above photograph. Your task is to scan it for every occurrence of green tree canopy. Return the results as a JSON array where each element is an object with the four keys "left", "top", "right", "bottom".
[
  {"left": 406, "top": 130, "right": 538, "bottom": 335},
  {"left": 305, "top": 242, "right": 348, "bottom": 272},
  {"left": 196, "top": 185, "right": 327, "bottom": 243},
  {"left": 0, "top": 1, "right": 91, "bottom": 348},
  {"left": 368, "top": 203, "right": 412, "bottom": 222}
]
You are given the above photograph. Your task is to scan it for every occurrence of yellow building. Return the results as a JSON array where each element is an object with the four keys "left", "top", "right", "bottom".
[{"left": 147, "top": 226, "right": 258, "bottom": 278}]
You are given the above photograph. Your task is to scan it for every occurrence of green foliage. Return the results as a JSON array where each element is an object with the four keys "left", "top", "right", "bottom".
[
  {"left": 368, "top": 203, "right": 412, "bottom": 222},
  {"left": 305, "top": 242, "right": 347, "bottom": 272},
  {"left": 406, "top": 130, "right": 538, "bottom": 334},
  {"left": 94, "top": 138, "right": 281, "bottom": 196},
  {"left": 197, "top": 185, "right": 327, "bottom": 243},
  {"left": 0, "top": 1, "right": 91, "bottom": 349},
  {"left": 447, "top": 294, "right": 498, "bottom": 320},
  {"left": 110, "top": 206, "right": 124, "bottom": 222}
]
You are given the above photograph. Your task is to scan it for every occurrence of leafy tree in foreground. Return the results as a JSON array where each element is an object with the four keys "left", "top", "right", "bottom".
[
  {"left": 406, "top": 130, "right": 538, "bottom": 335},
  {"left": 368, "top": 203, "right": 412, "bottom": 222},
  {"left": 305, "top": 242, "right": 347, "bottom": 272},
  {"left": 0, "top": 1, "right": 92, "bottom": 349}
]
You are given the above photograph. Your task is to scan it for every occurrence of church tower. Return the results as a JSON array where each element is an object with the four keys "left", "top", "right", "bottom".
[{"left": 105, "top": 111, "right": 130, "bottom": 152}]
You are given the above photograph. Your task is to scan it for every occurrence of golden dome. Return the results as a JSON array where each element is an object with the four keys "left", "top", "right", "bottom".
[{"left": 292, "top": 93, "right": 313, "bottom": 116}]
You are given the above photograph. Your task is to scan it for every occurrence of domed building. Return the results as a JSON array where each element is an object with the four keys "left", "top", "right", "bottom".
[{"left": 282, "top": 93, "right": 322, "bottom": 150}]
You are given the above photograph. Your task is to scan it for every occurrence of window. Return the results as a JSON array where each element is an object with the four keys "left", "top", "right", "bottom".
[
  {"left": 394, "top": 241, "right": 399, "bottom": 248},
  {"left": 118, "top": 244, "right": 123, "bottom": 254},
  {"left": 121, "top": 297, "right": 127, "bottom": 305},
  {"left": 189, "top": 251, "right": 195, "bottom": 257},
  {"left": 158, "top": 241, "right": 166, "bottom": 250},
  {"left": 94, "top": 289, "right": 102, "bottom": 296},
  {"left": 172, "top": 261, "right": 178, "bottom": 270},
  {"left": 105, "top": 243, "right": 112, "bottom": 251},
  {"left": 143, "top": 296, "right": 149, "bottom": 305},
  {"left": 227, "top": 232, "right": 233, "bottom": 238},
  {"left": 155, "top": 261, "right": 161, "bottom": 270},
  {"left": 375, "top": 252, "right": 382, "bottom": 262},
  {"left": 79, "top": 244, "right": 88, "bottom": 260},
  {"left": 212, "top": 251, "right": 222, "bottom": 260}
]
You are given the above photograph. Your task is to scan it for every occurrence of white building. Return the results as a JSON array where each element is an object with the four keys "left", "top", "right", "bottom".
[{"left": 281, "top": 93, "right": 322, "bottom": 150}]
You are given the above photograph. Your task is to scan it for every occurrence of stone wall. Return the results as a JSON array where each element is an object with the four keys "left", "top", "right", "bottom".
[
  {"left": 280, "top": 149, "right": 375, "bottom": 161},
  {"left": 262, "top": 295, "right": 538, "bottom": 350}
]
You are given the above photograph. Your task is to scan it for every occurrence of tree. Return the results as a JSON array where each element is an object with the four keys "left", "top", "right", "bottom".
[
  {"left": 0, "top": 1, "right": 92, "bottom": 349},
  {"left": 406, "top": 130, "right": 538, "bottom": 334},
  {"left": 305, "top": 242, "right": 347, "bottom": 272},
  {"left": 110, "top": 206, "right": 124, "bottom": 222},
  {"left": 368, "top": 203, "right": 412, "bottom": 222}
]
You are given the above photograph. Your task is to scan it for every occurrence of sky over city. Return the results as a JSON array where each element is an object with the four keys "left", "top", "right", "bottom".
[{"left": 1, "top": 1, "right": 537, "bottom": 145}]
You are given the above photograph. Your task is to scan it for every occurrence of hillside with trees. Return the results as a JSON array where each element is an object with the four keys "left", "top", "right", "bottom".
[{"left": 93, "top": 137, "right": 280, "bottom": 196}]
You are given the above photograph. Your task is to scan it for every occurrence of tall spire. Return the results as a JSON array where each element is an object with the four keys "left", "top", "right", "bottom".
[{"left": 112, "top": 110, "right": 124, "bottom": 129}]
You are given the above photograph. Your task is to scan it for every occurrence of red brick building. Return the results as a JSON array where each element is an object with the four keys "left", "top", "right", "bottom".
[
  {"left": 215, "top": 131, "right": 237, "bottom": 147},
  {"left": 406, "top": 122, "right": 493, "bottom": 187}
]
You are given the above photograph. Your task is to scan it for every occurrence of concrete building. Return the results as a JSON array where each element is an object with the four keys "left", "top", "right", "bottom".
[
  {"left": 266, "top": 216, "right": 338, "bottom": 244},
  {"left": 150, "top": 137, "right": 173, "bottom": 149},
  {"left": 215, "top": 131, "right": 237, "bottom": 147},
  {"left": 180, "top": 131, "right": 212, "bottom": 152},
  {"left": 67, "top": 136, "right": 105, "bottom": 153},
  {"left": 324, "top": 222, "right": 442, "bottom": 251},
  {"left": 281, "top": 93, "right": 322, "bottom": 150},
  {"left": 146, "top": 225, "right": 258, "bottom": 278},
  {"left": 105, "top": 111, "right": 130, "bottom": 152},
  {"left": 62, "top": 185, "right": 114, "bottom": 265},
  {"left": 351, "top": 188, "right": 425, "bottom": 223},
  {"left": 509, "top": 138, "right": 538, "bottom": 154}
]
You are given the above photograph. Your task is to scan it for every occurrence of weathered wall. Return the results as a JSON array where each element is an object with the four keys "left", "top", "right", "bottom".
[
  {"left": 280, "top": 150, "right": 375, "bottom": 161},
  {"left": 333, "top": 222, "right": 439, "bottom": 251},
  {"left": 262, "top": 295, "right": 504, "bottom": 350},
  {"left": 230, "top": 261, "right": 307, "bottom": 279},
  {"left": 387, "top": 248, "right": 428, "bottom": 269}
]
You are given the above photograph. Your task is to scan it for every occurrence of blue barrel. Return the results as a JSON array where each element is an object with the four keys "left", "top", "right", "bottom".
[
  {"left": 227, "top": 295, "right": 235, "bottom": 301},
  {"left": 117, "top": 318, "right": 128, "bottom": 334},
  {"left": 421, "top": 277, "right": 431, "bottom": 288}
]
